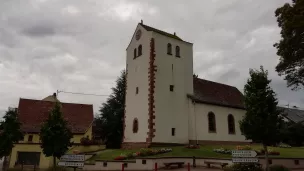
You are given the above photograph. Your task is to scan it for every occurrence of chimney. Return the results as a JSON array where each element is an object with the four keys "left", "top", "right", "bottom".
[
  {"left": 174, "top": 32, "right": 176, "bottom": 36},
  {"left": 53, "top": 93, "right": 56, "bottom": 97},
  {"left": 141, "top": 20, "right": 143, "bottom": 24}
]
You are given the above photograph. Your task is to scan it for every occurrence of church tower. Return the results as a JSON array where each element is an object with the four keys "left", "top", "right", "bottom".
[{"left": 123, "top": 21, "right": 193, "bottom": 148}]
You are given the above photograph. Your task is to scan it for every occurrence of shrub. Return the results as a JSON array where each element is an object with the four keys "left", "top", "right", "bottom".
[
  {"left": 269, "top": 165, "right": 290, "bottom": 171},
  {"left": 213, "top": 148, "right": 232, "bottom": 154},
  {"left": 224, "top": 163, "right": 263, "bottom": 171},
  {"left": 80, "top": 137, "right": 100, "bottom": 146}
]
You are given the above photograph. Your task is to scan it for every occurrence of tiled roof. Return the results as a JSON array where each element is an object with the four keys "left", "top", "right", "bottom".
[
  {"left": 278, "top": 107, "right": 304, "bottom": 124},
  {"left": 189, "top": 77, "right": 245, "bottom": 109},
  {"left": 139, "top": 23, "right": 184, "bottom": 41},
  {"left": 18, "top": 98, "right": 93, "bottom": 134}
]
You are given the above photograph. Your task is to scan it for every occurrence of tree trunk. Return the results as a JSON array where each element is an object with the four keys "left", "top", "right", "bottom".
[
  {"left": 263, "top": 144, "right": 269, "bottom": 171},
  {"left": 53, "top": 156, "right": 56, "bottom": 171}
]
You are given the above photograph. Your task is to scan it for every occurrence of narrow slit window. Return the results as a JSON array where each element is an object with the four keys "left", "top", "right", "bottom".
[
  {"left": 136, "top": 87, "right": 139, "bottom": 94},
  {"left": 170, "top": 85, "right": 174, "bottom": 92},
  {"left": 134, "top": 48, "right": 137, "bottom": 59},
  {"left": 175, "top": 46, "right": 180, "bottom": 57},
  {"left": 167, "top": 43, "right": 172, "bottom": 55},
  {"left": 138, "top": 45, "right": 142, "bottom": 56}
]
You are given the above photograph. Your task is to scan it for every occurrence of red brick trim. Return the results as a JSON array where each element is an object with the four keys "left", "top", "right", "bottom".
[
  {"left": 146, "top": 38, "right": 156, "bottom": 145},
  {"left": 189, "top": 140, "right": 251, "bottom": 145}
]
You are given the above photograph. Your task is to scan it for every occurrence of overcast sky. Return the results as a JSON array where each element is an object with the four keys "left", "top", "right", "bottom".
[{"left": 0, "top": 0, "right": 303, "bottom": 117}]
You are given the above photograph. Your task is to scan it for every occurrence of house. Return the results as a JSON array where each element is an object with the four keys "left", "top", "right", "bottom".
[
  {"left": 9, "top": 93, "right": 94, "bottom": 169},
  {"left": 122, "top": 21, "right": 250, "bottom": 149},
  {"left": 278, "top": 107, "right": 304, "bottom": 124}
]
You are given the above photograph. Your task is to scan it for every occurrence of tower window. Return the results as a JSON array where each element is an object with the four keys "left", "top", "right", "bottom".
[
  {"left": 171, "top": 128, "right": 175, "bottom": 136},
  {"left": 133, "top": 118, "right": 138, "bottom": 133},
  {"left": 134, "top": 48, "right": 137, "bottom": 59},
  {"left": 138, "top": 45, "right": 142, "bottom": 56},
  {"left": 28, "top": 135, "right": 33, "bottom": 142},
  {"left": 175, "top": 46, "right": 180, "bottom": 57},
  {"left": 167, "top": 43, "right": 172, "bottom": 55},
  {"left": 136, "top": 87, "right": 139, "bottom": 94},
  {"left": 170, "top": 85, "right": 174, "bottom": 92}
]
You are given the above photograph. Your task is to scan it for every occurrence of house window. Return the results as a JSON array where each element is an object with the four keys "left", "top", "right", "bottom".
[
  {"left": 208, "top": 112, "right": 216, "bottom": 132},
  {"left": 138, "top": 45, "right": 142, "bottom": 56},
  {"left": 28, "top": 135, "right": 33, "bottom": 142},
  {"left": 295, "top": 160, "right": 299, "bottom": 165},
  {"left": 133, "top": 118, "right": 138, "bottom": 133},
  {"left": 134, "top": 48, "right": 137, "bottom": 59},
  {"left": 136, "top": 87, "right": 139, "bottom": 94},
  {"left": 228, "top": 114, "right": 235, "bottom": 134},
  {"left": 170, "top": 85, "right": 174, "bottom": 92},
  {"left": 171, "top": 128, "right": 175, "bottom": 136},
  {"left": 167, "top": 43, "right": 172, "bottom": 55},
  {"left": 175, "top": 46, "right": 180, "bottom": 57}
]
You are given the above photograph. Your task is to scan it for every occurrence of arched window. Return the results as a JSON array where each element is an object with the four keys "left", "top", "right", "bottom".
[
  {"left": 167, "top": 43, "right": 172, "bottom": 55},
  {"left": 228, "top": 114, "right": 235, "bottom": 134},
  {"left": 175, "top": 46, "right": 180, "bottom": 57},
  {"left": 208, "top": 112, "right": 216, "bottom": 132},
  {"left": 132, "top": 118, "right": 138, "bottom": 133},
  {"left": 134, "top": 48, "right": 137, "bottom": 59},
  {"left": 138, "top": 45, "right": 142, "bottom": 56}
]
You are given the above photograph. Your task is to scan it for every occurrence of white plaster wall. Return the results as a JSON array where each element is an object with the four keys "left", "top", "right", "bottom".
[
  {"left": 124, "top": 24, "right": 152, "bottom": 142},
  {"left": 152, "top": 32, "right": 193, "bottom": 143},
  {"left": 189, "top": 102, "right": 250, "bottom": 142}
]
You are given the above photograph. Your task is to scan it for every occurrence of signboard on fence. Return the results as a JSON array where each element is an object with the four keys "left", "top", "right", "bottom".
[
  {"left": 58, "top": 154, "right": 85, "bottom": 169},
  {"left": 60, "top": 154, "right": 85, "bottom": 162},
  {"left": 231, "top": 150, "right": 259, "bottom": 163}
]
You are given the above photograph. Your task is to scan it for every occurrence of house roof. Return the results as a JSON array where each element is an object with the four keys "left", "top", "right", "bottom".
[
  {"left": 18, "top": 98, "right": 94, "bottom": 134},
  {"left": 278, "top": 107, "right": 304, "bottom": 124},
  {"left": 189, "top": 77, "right": 245, "bottom": 109}
]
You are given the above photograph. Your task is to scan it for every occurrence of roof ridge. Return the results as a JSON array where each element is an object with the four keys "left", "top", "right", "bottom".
[
  {"left": 20, "top": 98, "right": 93, "bottom": 106},
  {"left": 195, "top": 77, "right": 239, "bottom": 90}
]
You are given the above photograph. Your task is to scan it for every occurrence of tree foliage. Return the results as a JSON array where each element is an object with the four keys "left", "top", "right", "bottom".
[
  {"left": 274, "top": 0, "right": 304, "bottom": 90},
  {"left": 40, "top": 102, "right": 73, "bottom": 167},
  {"left": 240, "top": 66, "right": 283, "bottom": 171},
  {"left": 97, "top": 70, "right": 126, "bottom": 148},
  {"left": 281, "top": 121, "right": 304, "bottom": 146},
  {"left": 0, "top": 107, "right": 23, "bottom": 158}
]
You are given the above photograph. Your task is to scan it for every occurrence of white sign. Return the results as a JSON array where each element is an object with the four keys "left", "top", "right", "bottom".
[
  {"left": 58, "top": 162, "right": 84, "bottom": 167},
  {"left": 232, "top": 158, "right": 259, "bottom": 163},
  {"left": 60, "top": 155, "right": 85, "bottom": 162},
  {"left": 232, "top": 150, "right": 257, "bottom": 158}
]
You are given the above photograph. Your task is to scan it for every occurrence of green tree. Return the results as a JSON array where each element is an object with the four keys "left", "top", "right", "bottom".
[
  {"left": 0, "top": 107, "right": 23, "bottom": 158},
  {"left": 274, "top": 0, "right": 304, "bottom": 90},
  {"left": 40, "top": 102, "right": 73, "bottom": 169},
  {"left": 240, "top": 66, "right": 283, "bottom": 171},
  {"left": 98, "top": 70, "right": 126, "bottom": 148}
]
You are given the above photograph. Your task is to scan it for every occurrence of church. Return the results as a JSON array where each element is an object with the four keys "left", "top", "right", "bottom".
[{"left": 122, "top": 21, "right": 250, "bottom": 149}]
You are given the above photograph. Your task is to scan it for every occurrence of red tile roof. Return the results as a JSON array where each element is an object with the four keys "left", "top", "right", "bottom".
[
  {"left": 189, "top": 77, "right": 245, "bottom": 109},
  {"left": 18, "top": 98, "right": 94, "bottom": 134}
]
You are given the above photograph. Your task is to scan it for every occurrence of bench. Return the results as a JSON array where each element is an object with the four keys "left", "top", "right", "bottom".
[
  {"left": 204, "top": 161, "right": 228, "bottom": 169},
  {"left": 164, "top": 162, "right": 185, "bottom": 169}
]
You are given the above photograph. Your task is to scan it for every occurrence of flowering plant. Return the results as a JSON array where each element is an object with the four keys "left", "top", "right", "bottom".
[
  {"left": 277, "top": 143, "right": 291, "bottom": 148},
  {"left": 114, "top": 148, "right": 172, "bottom": 160},
  {"left": 236, "top": 145, "right": 252, "bottom": 150},
  {"left": 185, "top": 144, "right": 200, "bottom": 149}
]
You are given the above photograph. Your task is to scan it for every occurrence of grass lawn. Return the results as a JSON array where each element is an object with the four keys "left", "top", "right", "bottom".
[
  {"left": 91, "top": 145, "right": 304, "bottom": 161},
  {"left": 67, "top": 145, "right": 106, "bottom": 154}
]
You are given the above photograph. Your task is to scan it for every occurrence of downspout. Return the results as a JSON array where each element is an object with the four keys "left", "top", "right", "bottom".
[{"left": 193, "top": 100, "right": 198, "bottom": 145}]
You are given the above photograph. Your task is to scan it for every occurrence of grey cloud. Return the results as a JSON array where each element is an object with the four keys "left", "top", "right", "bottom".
[
  {"left": 22, "top": 24, "right": 56, "bottom": 37},
  {"left": 1, "top": 0, "right": 302, "bottom": 118}
]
